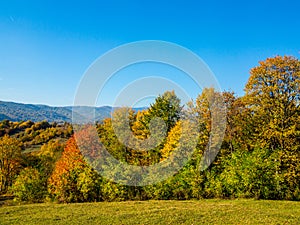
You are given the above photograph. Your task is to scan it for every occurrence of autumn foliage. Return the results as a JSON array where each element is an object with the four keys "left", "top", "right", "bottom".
[
  {"left": 48, "top": 136, "right": 100, "bottom": 203},
  {"left": 0, "top": 135, "right": 22, "bottom": 193},
  {"left": 1, "top": 55, "right": 300, "bottom": 202}
]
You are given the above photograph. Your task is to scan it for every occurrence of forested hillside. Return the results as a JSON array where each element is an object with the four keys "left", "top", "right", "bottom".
[
  {"left": 0, "top": 55, "right": 299, "bottom": 203},
  {"left": 0, "top": 102, "right": 115, "bottom": 122}
]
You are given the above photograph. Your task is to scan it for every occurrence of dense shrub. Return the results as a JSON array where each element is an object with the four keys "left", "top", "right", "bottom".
[{"left": 12, "top": 167, "right": 46, "bottom": 202}]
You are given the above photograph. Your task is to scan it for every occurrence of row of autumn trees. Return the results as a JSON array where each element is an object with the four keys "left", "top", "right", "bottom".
[{"left": 0, "top": 55, "right": 299, "bottom": 202}]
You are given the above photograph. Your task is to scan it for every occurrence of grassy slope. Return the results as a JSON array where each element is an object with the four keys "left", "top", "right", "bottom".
[{"left": 0, "top": 199, "right": 299, "bottom": 225}]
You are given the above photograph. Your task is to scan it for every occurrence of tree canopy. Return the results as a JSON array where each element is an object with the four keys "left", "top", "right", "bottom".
[{"left": 1, "top": 55, "right": 300, "bottom": 202}]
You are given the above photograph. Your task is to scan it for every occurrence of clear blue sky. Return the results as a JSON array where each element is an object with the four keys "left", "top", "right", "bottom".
[{"left": 1, "top": 0, "right": 299, "bottom": 106}]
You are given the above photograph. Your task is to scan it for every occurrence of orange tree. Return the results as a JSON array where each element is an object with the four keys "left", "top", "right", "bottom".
[{"left": 48, "top": 135, "right": 101, "bottom": 203}]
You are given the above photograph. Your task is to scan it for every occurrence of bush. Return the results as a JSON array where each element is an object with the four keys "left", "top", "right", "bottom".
[
  {"left": 48, "top": 166, "right": 101, "bottom": 203},
  {"left": 207, "top": 148, "right": 283, "bottom": 199},
  {"left": 12, "top": 167, "right": 46, "bottom": 202}
]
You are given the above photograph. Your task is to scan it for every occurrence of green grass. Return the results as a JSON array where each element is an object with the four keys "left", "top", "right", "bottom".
[{"left": 0, "top": 199, "right": 299, "bottom": 225}]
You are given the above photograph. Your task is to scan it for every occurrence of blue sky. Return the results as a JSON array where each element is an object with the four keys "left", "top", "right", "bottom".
[{"left": 0, "top": 0, "right": 299, "bottom": 106}]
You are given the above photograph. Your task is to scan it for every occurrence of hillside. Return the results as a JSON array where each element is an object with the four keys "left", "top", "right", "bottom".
[{"left": 0, "top": 101, "right": 144, "bottom": 122}]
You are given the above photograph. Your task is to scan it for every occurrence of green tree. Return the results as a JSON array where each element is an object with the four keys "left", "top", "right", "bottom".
[
  {"left": 144, "top": 90, "right": 182, "bottom": 133},
  {"left": 97, "top": 117, "right": 130, "bottom": 163},
  {"left": 140, "top": 91, "right": 182, "bottom": 164},
  {"left": 98, "top": 91, "right": 182, "bottom": 166}
]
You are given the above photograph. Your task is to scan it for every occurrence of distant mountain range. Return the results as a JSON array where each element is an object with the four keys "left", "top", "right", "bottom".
[{"left": 0, "top": 100, "right": 146, "bottom": 122}]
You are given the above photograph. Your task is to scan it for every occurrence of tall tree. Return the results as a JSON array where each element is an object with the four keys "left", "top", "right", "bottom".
[
  {"left": 142, "top": 91, "right": 182, "bottom": 164},
  {"left": 221, "top": 91, "right": 253, "bottom": 154},
  {"left": 244, "top": 55, "right": 300, "bottom": 199},
  {"left": 244, "top": 55, "right": 300, "bottom": 151},
  {"left": 144, "top": 90, "right": 182, "bottom": 133},
  {"left": 0, "top": 135, "right": 22, "bottom": 193},
  {"left": 194, "top": 88, "right": 227, "bottom": 170}
]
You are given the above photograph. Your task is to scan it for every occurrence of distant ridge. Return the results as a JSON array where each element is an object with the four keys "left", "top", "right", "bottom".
[{"left": 0, "top": 101, "right": 146, "bottom": 122}]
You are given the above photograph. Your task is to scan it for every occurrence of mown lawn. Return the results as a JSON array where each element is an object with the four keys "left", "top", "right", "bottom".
[{"left": 0, "top": 199, "right": 299, "bottom": 224}]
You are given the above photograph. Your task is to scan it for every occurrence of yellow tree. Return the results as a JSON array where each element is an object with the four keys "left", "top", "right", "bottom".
[
  {"left": 0, "top": 135, "right": 22, "bottom": 193},
  {"left": 160, "top": 121, "right": 182, "bottom": 161},
  {"left": 131, "top": 110, "right": 150, "bottom": 140},
  {"left": 194, "top": 88, "right": 227, "bottom": 170},
  {"left": 244, "top": 55, "right": 300, "bottom": 199},
  {"left": 245, "top": 55, "right": 300, "bottom": 152}
]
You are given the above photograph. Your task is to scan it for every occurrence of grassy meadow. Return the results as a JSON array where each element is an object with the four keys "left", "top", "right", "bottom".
[{"left": 0, "top": 199, "right": 300, "bottom": 225}]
